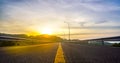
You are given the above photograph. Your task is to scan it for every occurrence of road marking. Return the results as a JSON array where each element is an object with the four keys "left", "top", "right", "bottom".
[{"left": 54, "top": 43, "right": 66, "bottom": 63}]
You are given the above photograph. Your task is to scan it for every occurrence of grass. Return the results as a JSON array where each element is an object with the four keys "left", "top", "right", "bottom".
[
  {"left": 112, "top": 43, "right": 120, "bottom": 47},
  {"left": 0, "top": 35, "right": 62, "bottom": 47},
  {"left": 0, "top": 39, "right": 60, "bottom": 47}
]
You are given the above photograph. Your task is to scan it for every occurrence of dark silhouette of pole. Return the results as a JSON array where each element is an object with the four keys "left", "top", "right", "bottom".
[{"left": 64, "top": 22, "right": 70, "bottom": 41}]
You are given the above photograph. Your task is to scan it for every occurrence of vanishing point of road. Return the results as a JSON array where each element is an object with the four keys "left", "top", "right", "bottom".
[{"left": 0, "top": 42, "right": 120, "bottom": 63}]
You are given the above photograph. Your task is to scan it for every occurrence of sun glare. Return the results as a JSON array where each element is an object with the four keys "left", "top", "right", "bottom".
[{"left": 41, "top": 28, "right": 53, "bottom": 35}]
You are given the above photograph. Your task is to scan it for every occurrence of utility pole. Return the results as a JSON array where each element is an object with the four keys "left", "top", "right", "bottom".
[{"left": 64, "top": 22, "right": 70, "bottom": 41}]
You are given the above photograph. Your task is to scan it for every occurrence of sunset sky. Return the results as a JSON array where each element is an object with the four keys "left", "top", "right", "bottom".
[{"left": 0, "top": 0, "right": 120, "bottom": 39}]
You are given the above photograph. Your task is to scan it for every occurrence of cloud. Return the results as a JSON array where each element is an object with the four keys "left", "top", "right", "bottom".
[
  {"left": 94, "top": 20, "right": 108, "bottom": 24},
  {"left": 81, "top": 1, "right": 120, "bottom": 12},
  {"left": 63, "top": 25, "right": 120, "bottom": 30},
  {"left": 79, "top": 22, "right": 86, "bottom": 27}
]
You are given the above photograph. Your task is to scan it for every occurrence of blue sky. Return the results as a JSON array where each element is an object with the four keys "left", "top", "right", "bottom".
[{"left": 0, "top": 0, "right": 120, "bottom": 39}]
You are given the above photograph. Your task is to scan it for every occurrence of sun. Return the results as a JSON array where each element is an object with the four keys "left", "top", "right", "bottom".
[{"left": 41, "top": 28, "right": 53, "bottom": 35}]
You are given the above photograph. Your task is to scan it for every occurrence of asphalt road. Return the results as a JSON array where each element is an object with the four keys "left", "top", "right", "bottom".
[
  {"left": 0, "top": 42, "right": 120, "bottom": 63},
  {"left": 0, "top": 43, "right": 58, "bottom": 63},
  {"left": 62, "top": 42, "right": 120, "bottom": 63}
]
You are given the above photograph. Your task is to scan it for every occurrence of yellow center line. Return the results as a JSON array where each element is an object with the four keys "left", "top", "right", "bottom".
[{"left": 54, "top": 43, "right": 66, "bottom": 63}]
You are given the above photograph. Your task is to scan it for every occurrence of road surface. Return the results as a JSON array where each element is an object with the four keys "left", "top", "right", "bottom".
[
  {"left": 62, "top": 42, "right": 120, "bottom": 63},
  {"left": 0, "top": 43, "right": 58, "bottom": 63},
  {"left": 0, "top": 42, "right": 120, "bottom": 63}
]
